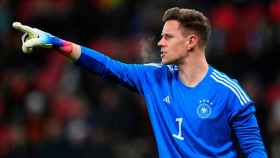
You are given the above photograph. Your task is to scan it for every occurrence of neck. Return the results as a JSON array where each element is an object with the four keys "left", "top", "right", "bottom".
[{"left": 178, "top": 49, "right": 208, "bottom": 87}]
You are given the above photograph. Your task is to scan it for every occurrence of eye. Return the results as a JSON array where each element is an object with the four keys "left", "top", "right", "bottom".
[{"left": 164, "top": 34, "right": 173, "bottom": 40}]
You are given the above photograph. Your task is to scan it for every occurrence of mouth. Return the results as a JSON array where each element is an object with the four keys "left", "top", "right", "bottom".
[{"left": 161, "top": 51, "right": 167, "bottom": 58}]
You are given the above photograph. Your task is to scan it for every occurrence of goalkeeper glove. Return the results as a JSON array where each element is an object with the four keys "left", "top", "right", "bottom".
[{"left": 12, "top": 22, "right": 68, "bottom": 53}]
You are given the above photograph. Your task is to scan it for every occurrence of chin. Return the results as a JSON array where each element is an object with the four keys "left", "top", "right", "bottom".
[
  {"left": 161, "top": 60, "right": 172, "bottom": 65},
  {"left": 161, "top": 59, "right": 167, "bottom": 65},
  {"left": 162, "top": 59, "right": 179, "bottom": 65}
]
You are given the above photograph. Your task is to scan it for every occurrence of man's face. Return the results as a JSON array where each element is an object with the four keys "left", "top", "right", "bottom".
[{"left": 158, "top": 20, "right": 189, "bottom": 65}]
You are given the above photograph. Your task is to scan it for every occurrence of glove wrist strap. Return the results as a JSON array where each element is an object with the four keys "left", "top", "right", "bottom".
[{"left": 56, "top": 40, "right": 74, "bottom": 57}]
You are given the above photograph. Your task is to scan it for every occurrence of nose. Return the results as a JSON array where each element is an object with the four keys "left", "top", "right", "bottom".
[{"left": 158, "top": 37, "right": 164, "bottom": 47}]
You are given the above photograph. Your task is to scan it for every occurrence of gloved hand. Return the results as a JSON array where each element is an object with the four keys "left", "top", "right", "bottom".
[{"left": 12, "top": 22, "right": 63, "bottom": 53}]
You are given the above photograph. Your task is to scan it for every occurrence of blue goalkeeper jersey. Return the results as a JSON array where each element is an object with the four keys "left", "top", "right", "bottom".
[{"left": 75, "top": 46, "right": 267, "bottom": 158}]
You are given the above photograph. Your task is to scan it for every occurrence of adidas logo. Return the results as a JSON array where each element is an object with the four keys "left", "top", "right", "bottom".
[{"left": 163, "top": 96, "right": 171, "bottom": 104}]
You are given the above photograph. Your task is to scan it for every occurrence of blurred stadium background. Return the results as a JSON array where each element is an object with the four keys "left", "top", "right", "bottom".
[{"left": 1, "top": 0, "right": 280, "bottom": 157}]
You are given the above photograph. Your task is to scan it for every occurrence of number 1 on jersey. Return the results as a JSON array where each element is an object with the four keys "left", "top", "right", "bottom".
[{"left": 172, "top": 117, "right": 184, "bottom": 140}]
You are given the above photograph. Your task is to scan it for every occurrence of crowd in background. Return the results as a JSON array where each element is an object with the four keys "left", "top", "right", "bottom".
[{"left": 1, "top": 0, "right": 280, "bottom": 157}]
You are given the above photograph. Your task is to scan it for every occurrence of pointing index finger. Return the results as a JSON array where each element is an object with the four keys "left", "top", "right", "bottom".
[{"left": 12, "top": 22, "right": 36, "bottom": 37}]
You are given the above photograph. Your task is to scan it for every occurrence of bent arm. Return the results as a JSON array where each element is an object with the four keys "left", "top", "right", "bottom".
[{"left": 232, "top": 104, "right": 267, "bottom": 158}]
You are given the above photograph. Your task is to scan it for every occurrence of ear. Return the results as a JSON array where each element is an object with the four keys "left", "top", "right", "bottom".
[{"left": 185, "top": 34, "right": 198, "bottom": 51}]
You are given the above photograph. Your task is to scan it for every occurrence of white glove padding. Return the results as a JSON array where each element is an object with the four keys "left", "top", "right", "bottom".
[{"left": 12, "top": 22, "right": 53, "bottom": 53}]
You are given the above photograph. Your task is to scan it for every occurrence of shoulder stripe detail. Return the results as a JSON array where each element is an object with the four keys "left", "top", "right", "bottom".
[
  {"left": 210, "top": 74, "right": 245, "bottom": 105},
  {"left": 143, "top": 63, "right": 162, "bottom": 68},
  {"left": 211, "top": 72, "right": 249, "bottom": 105},
  {"left": 213, "top": 70, "right": 251, "bottom": 103}
]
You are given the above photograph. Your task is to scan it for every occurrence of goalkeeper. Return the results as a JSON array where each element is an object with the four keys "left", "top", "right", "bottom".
[{"left": 13, "top": 7, "right": 267, "bottom": 158}]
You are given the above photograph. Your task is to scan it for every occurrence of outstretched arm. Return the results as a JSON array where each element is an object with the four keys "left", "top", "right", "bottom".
[{"left": 12, "top": 22, "right": 148, "bottom": 93}]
